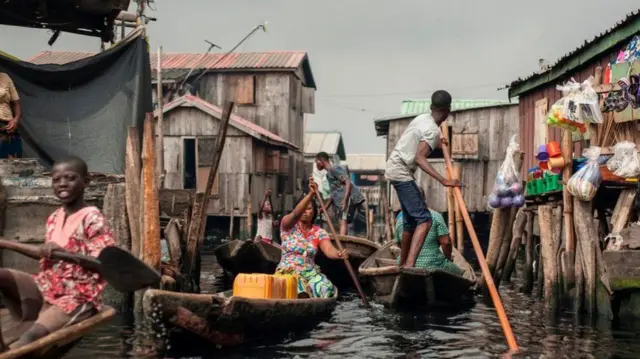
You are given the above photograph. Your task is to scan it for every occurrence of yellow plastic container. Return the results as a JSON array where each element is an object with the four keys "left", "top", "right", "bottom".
[
  {"left": 274, "top": 274, "right": 298, "bottom": 299},
  {"left": 271, "top": 276, "right": 287, "bottom": 299},
  {"left": 233, "top": 273, "right": 273, "bottom": 299}
]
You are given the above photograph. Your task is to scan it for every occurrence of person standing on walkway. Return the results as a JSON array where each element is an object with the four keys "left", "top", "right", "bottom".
[
  {"left": 315, "top": 152, "right": 365, "bottom": 236},
  {"left": 385, "top": 90, "right": 461, "bottom": 268}
]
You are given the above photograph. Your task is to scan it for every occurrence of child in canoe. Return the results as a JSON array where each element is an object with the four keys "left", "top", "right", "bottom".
[
  {"left": 254, "top": 189, "right": 278, "bottom": 244},
  {"left": 275, "top": 178, "right": 348, "bottom": 298},
  {"left": 0, "top": 156, "right": 115, "bottom": 351}
]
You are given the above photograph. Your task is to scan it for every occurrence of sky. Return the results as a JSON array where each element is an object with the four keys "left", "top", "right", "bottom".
[{"left": 2, "top": 1, "right": 639, "bottom": 155}]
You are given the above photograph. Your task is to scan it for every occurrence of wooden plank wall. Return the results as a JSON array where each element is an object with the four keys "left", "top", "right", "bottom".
[{"left": 386, "top": 105, "right": 520, "bottom": 213}]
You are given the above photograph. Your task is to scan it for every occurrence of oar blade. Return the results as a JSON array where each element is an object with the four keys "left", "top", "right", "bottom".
[{"left": 97, "top": 246, "right": 161, "bottom": 292}]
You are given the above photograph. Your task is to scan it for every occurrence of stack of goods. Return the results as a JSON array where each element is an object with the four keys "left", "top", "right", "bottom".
[
  {"left": 488, "top": 136, "right": 525, "bottom": 208},
  {"left": 526, "top": 142, "right": 565, "bottom": 196},
  {"left": 567, "top": 147, "right": 603, "bottom": 201},
  {"left": 546, "top": 78, "right": 604, "bottom": 132},
  {"left": 233, "top": 273, "right": 299, "bottom": 300}
]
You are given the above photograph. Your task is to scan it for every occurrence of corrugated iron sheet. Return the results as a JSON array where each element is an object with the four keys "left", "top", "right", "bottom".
[
  {"left": 29, "top": 51, "right": 308, "bottom": 70},
  {"left": 401, "top": 99, "right": 512, "bottom": 115},
  {"left": 343, "top": 154, "right": 386, "bottom": 171},
  {"left": 303, "top": 132, "right": 346, "bottom": 160}
]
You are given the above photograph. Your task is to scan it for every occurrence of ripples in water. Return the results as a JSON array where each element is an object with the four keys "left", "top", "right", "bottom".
[{"left": 60, "top": 250, "right": 640, "bottom": 359}]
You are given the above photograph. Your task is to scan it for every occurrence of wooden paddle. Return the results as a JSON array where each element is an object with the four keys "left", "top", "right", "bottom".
[
  {"left": 440, "top": 144, "right": 518, "bottom": 352},
  {"left": 313, "top": 192, "right": 370, "bottom": 308},
  {"left": 0, "top": 240, "right": 161, "bottom": 293}
]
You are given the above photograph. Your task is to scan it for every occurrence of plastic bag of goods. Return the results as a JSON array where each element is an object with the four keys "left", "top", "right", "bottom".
[
  {"left": 567, "top": 146, "right": 602, "bottom": 201},
  {"left": 488, "top": 135, "right": 524, "bottom": 208},
  {"left": 606, "top": 141, "right": 640, "bottom": 178},
  {"left": 546, "top": 79, "right": 587, "bottom": 134},
  {"left": 576, "top": 77, "right": 604, "bottom": 124}
]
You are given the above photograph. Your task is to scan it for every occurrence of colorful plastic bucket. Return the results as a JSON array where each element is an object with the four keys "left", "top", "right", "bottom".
[
  {"left": 547, "top": 141, "right": 561, "bottom": 158},
  {"left": 539, "top": 161, "right": 549, "bottom": 170},
  {"left": 548, "top": 155, "right": 565, "bottom": 169},
  {"left": 536, "top": 144, "right": 549, "bottom": 161}
]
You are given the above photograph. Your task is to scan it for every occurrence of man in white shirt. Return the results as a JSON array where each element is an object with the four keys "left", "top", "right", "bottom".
[{"left": 385, "top": 90, "right": 461, "bottom": 268}]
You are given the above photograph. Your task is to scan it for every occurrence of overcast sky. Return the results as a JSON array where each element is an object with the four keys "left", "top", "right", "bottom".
[{"left": 2, "top": 1, "right": 638, "bottom": 154}]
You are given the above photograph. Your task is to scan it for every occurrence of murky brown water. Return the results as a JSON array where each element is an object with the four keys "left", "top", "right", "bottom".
[{"left": 62, "top": 238, "right": 640, "bottom": 359}]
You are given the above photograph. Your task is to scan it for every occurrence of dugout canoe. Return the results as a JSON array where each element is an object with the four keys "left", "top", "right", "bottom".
[
  {"left": 143, "top": 289, "right": 337, "bottom": 347},
  {"left": 214, "top": 236, "right": 379, "bottom": 291},
  {"left": 0, "top": 306, "right": 116, "bottom": 359},
  {"left": 359, "top": 242, "right": 477, "bottom": 309}
]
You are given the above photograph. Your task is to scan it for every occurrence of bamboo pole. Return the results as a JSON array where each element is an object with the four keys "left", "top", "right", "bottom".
[
  {"left": 442, "top": 144, "right": 518, "bottom": 353},
  {"left": 453, "top": 163, "right": 464, "bottom": 251},
  {"left": 314, "top": 191, "right": 370, "bottom": 307},
  {"left": 156, "top": 46, "right": 165, "bottom": 188},
  {"left": 142, "top": 114, "right": 161, "bottom": 271},
  {"left": 185, "top": 101, "right": 235, "bottom": 276}
]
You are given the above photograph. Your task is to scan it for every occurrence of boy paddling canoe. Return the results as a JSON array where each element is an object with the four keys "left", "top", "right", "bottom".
[{"left": 385, "top": 90, "right": 461, "bottom": 268}]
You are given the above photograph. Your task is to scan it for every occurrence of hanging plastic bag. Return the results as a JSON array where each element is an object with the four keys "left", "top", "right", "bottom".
[
  {"left": 488, "top": 135, "right": 524, "bottom": 208},
  {"left": 577, "top": 77, "right": 604, "bottom": 124},
  {"left": 567, "top": 146, "right": 602, "bottom": 201},
  {"left": 607, "top": 141, "right": 640, "bottom": 178},
  {"left": 545, "top": 79, "right": 586, "bottom": 134}
]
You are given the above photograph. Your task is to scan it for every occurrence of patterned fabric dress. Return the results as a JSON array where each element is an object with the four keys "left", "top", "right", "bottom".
[
  {"left": 34, "top": 206, "right": 116, "bottom": 314},
  {"left": 275, "top": 222, "right": 336, "bottom": 298},
  {"left": 395, "top": 210, "right": 463, "bottom": 276}
]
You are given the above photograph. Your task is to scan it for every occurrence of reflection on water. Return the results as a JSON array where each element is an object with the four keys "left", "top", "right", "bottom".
[{"left": 63, "top": 237, "right": 640, "bottom": 359}]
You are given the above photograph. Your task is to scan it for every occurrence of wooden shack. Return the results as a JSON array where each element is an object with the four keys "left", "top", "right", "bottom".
[
  {"left": 343, "top": 154, "right": 386, "bottom": 207},
  {"left": 374, "top": 101, "right": 519, "bottom": 213},
  {"left": 154, "top": 95, "right": 298, "bottom": 231}
]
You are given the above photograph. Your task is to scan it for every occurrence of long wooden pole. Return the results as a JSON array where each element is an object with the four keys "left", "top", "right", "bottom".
[
  {"left": 142, "top": 114, "right": 161, "bottom": 271},
  {"left": 314, "top": 191, "right": 370, "bottom": 307},
  {"left": 156, "top": 46, "right": 165, "bottom": 187},
  {"left": 441, "top": 124, "right": 456, "bottom": 245},
  {"left": 441, "top": 144, "right": 518, "bottom": 352}
]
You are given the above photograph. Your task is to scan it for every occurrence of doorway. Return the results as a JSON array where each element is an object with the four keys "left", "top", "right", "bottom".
[{"left": 183, "top": 138, "right": 196, "bottom": 189}]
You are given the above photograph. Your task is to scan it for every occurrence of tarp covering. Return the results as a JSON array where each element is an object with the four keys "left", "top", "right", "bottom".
[{"left": 0, "top": 34, "right": 152, "bottom": 174}]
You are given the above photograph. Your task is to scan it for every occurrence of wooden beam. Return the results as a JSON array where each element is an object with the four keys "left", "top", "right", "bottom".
[
  {"left": 125, "top": 127, "right": 142, "bottom": 257},
  {"left": 142, "top": 114, "right": 161, "bottom": 271},
  {"left": 610, "top": 189, "right": 637, "bottom": 235},
  {"left": 185, "top": 101, "right": 235, "bottom": 277}
]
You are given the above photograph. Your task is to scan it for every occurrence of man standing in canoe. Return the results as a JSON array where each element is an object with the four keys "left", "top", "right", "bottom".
[
  {"left": 385, "top": 90, "right": 461, "bottom": 268},
  {"left": 314, "top": 152, "right": 366, "bottom": 236}
]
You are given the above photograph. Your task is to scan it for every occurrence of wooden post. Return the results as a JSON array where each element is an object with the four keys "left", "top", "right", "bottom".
[
  {"left": 574, "top": 198, "right": 596, "bottom": 318},
  {"left": 522, "top": 210, "right": 535, "bottom": 294},
  {"left": 574, "top": 241, "right": 584, "bottom": 314},
  {"left": 494, "top": 207, "right": 517, "bottom": 283},
  {"left": 247, "top": 184, "right": 253, "bottom": 240},
  {"left": 501, "top": 208, "right": 527, "bottom": 284},
  {"left": 539, "top": 205, "right": 561, "bottom": 311},
  {"left": 185, "top": 101, "right": 235, "bottom": 277},
  {"left": 561, "top": 129, "right": 575, "bottom": 288},
  {"left": 453, "top": 163, "right": 464, "bottom": 251},
  {"left": 156, "top": 46, "right": 165, "bottom": 187},
  {"left": 441, "top": 124, "right": 456, "bottom": 247},
  {"left": 125, "top": 127, "right": 142, "bottom": 258},
  {"left": 610, "top": 189, "right": 637, "bottom": 235},
  {"left": 382, "top": 185, "right": 392, "bottom": 243},
  {"left": 368, "top": 208, "right": 374, "bottom": 242},
  {"left": 142, "top": 114, "right": 161, "bottom": 272},
  {"left": 164, "top": 218, "right": 182, "bottom": 266},
  {"left": 229, "top": 205, "right": 235, "bottom": 240}
]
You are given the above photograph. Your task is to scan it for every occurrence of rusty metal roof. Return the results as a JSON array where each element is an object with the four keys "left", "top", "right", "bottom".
[
  {"left": 155, "top": 95, "right": 298, "bottom": 150},
  {"left": 506, "top": 9, "right": 640, "bottom": 98},
  {"left": 29, "top": 50, "right": 317, "bottom": 88},
  {"left": 343, "top": 154, "right": 386, "bottom": 172}
]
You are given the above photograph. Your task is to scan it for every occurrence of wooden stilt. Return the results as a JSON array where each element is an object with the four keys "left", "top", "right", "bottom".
[
  {"left": 502, "top": 209, "right": 527, "bottom": 284},
  {"left": 522, "top": 211, "right": 535, "bottom": 294},
  {"left": 125, "top": 127, "right": 142, "bottom": 258},
  {"left": 574, "top": 199, "right": 596, "bottom": 318},
  {"left": 142, "top": 114, "right": 161, "bottom": 272}
]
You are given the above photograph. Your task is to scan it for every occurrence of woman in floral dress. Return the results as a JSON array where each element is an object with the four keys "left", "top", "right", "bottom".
[
  {"left": 0, "top": 156, "right": 115, "bottom": 351},
  {"left": 275, "top": 178, "right": 348, "bottom": 298}
]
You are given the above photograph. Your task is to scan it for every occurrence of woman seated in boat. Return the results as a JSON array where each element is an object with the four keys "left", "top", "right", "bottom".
[
  {"left": 275, "top": 177, "right": 348, "bottom": 298},
  {"left": 0, "top": 156, "right": 115, "bottom": 351},
  {"left": 394, "top": 187, "right": 463, "bottom": 276}
]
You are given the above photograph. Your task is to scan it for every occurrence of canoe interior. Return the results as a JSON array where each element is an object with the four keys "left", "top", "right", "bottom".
[
  {"left": 359, "top": 242, "right": 477, "bottom": 309},
  {"left": 143, "top": 289, "right": 337, "bottom": 347},
  {"left": 213, "top": 236, "right": 379, "bottom": 291},
  {"left": 0, "top": 306, "right": 116, "bottom": 359}
]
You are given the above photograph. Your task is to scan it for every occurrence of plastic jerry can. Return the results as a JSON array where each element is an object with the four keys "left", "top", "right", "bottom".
[
  {"left": 271, "top": 276, "right": 287, "bottom": 299},
  {"left": 275, "top": 274, "right": 299, "bottom": 299},
  {"left": 233, "top": 273, "right": 273, "bottom": 299}
]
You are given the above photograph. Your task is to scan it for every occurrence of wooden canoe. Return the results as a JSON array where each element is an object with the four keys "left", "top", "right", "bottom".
[
  {"left": 0, "top": 306, "right": 116, "bottom": 359},
  {"left": 214, "top": 236, "right": 379, "bottom": 291},
  {"left": 143, "top": 289, "right": 337, "bottom": 347},
  {"left": 359, "top": 242, "right": 477, "bottom": 309}
]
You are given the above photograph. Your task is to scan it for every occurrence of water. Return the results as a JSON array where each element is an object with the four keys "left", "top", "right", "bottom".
[{"left": 62, "top": 243, "right": 640, "bottom": 359}]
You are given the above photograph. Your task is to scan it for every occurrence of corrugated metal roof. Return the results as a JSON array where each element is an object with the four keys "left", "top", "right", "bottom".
[
  {"left": 155, "top": 95, "right": 298, "bottom": 150},
  {"left": 303, "top": 132, "right": 346, "bottom": 160},
  {"left": 29, "top": 50, "right": 317, "bottom": 88},
  {"left": 401, "top": 99, "right": 512, "bottom": 115},
  {"left": 506, "top": 10, "right": 640, "bottom": 97},
  {"left": 343, "top": 154, "right": 386, "bottom": 172}
]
